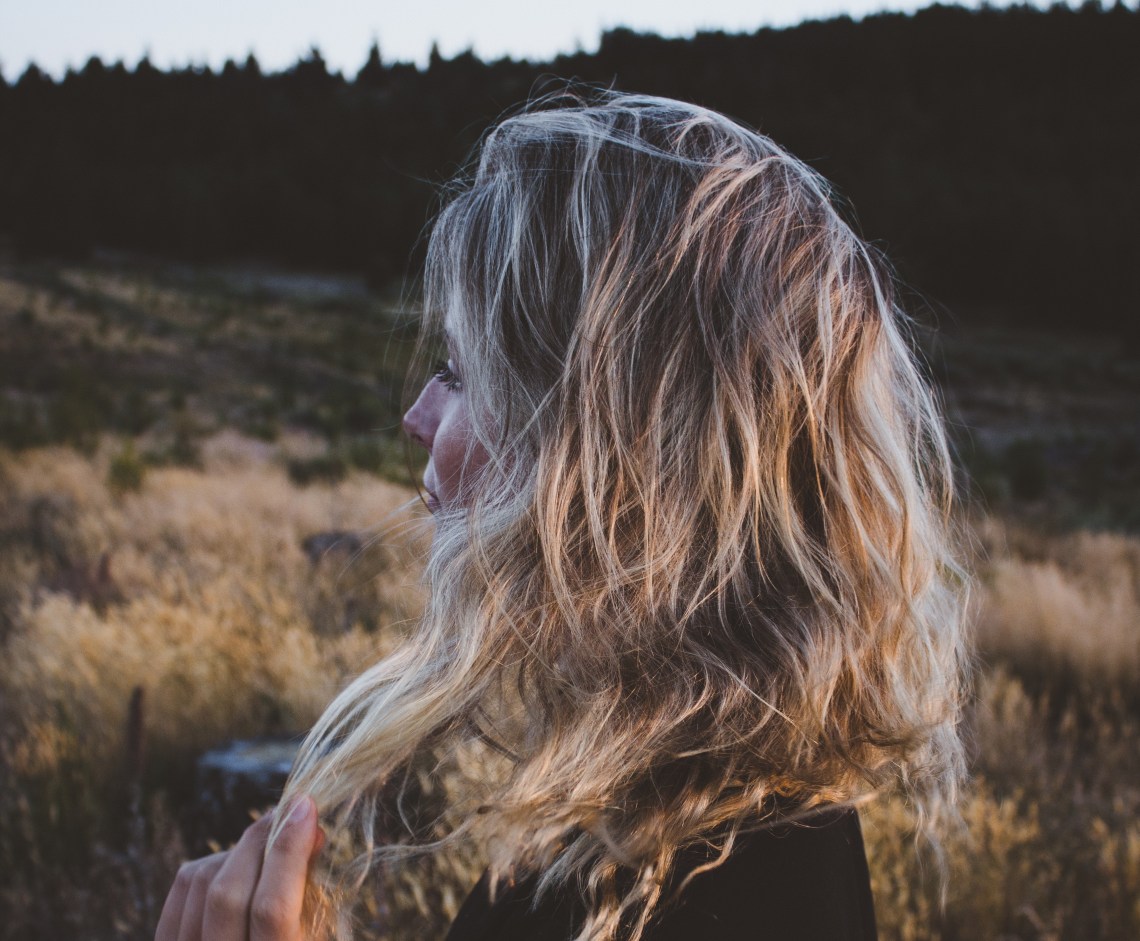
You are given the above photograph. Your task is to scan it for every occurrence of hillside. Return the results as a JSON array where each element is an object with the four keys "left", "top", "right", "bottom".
[{"left": 2, "top": 2, "right": 1138, "bottom": 336}]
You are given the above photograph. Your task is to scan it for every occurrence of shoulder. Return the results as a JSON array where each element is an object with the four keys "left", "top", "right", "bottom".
[
  {"left": 643, "top": 805, "right": 877, "bottom": 941},
  {"left": 446, "top": 806, "right": 877, "bottom": 941}
]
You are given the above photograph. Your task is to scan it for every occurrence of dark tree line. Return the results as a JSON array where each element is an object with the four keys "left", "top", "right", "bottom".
[{"left": 1, "top": 1, "right": 1137, "bottom": 334}]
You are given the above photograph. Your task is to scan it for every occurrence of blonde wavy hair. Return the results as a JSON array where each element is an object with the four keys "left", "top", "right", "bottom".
[{"left": 277, "top": 88, "right": 971, "bottom": 940}]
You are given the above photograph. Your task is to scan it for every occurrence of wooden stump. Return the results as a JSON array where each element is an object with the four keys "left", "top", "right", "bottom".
[{"left": 193, "top": 737, "right": 301, "bottom": 852}]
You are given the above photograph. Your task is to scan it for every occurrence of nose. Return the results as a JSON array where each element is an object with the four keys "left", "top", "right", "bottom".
[{"left": 403, "top": 385, "right": 434, "bottom": 451}]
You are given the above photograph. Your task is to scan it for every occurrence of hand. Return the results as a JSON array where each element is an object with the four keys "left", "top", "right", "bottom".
[{"left": 155, "top": 796, "right": 325, "bottom": 941}]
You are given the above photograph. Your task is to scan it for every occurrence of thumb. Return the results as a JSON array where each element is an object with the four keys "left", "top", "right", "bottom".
[
  {"left": 310, "top": 818, "right": 327, "bottom": 859},
  {"left": 251, "top": 796, "right": 321, "bottom": 940}
]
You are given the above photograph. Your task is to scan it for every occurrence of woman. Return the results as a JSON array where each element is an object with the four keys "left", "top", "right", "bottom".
[{"left": 157, "top": 89, "right": 969, "bottom": 941}]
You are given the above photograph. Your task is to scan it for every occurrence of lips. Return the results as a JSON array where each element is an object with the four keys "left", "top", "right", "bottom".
[{"left": 423, "top": 464, "right": 440, "bottom": 513}]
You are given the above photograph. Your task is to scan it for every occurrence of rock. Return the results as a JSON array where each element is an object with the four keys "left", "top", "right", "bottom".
[{"left": 301, "top": 530, "right": 364, "bottom": 565}]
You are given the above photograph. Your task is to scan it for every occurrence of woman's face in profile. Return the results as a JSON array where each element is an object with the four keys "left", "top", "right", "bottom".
[{"left": 403, "top": 351, "right": 489, "bottom": 512}]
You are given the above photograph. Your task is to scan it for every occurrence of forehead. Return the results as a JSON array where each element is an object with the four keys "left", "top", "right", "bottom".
[
  {"left": 441, "top": 295, "right": 461, "bottom": 340},
  {"left": 442, "top": 298, "right": 467, "bottom": 349}
]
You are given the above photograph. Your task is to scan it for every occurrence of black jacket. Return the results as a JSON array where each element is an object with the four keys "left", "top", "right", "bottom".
[{"left": 444, "top": 806, "right": 877, "bottom": 940}]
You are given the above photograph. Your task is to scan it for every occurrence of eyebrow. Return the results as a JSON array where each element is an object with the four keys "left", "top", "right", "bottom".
[{"left": 442, "top": 328, "right": 459, "bottom": 362}]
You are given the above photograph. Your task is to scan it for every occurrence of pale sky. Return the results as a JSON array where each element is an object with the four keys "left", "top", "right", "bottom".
[{"left": 0, "top": 0, "right": 1098, "bottom": 80}]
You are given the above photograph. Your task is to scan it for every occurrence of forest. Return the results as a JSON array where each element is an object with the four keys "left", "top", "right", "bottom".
[{"left": 1, "top": 1, "right": 1138, "bottom": 338}]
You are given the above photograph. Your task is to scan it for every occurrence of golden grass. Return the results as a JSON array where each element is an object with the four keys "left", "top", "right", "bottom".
[
  {"left": 971, "top": 516, "right": 1140, "bottom": 680},
  {"left": 0, "top": 434, "right": 434, "bottom": 938},
  {"left": 864, "top": 662, "right": 1140, "bottom": 940},
  {"left": 2, "top": 434, "right": 428, "bottom": 750},
  {"left": 1, "top": 441, "right": 1138, "bottom": 939}
]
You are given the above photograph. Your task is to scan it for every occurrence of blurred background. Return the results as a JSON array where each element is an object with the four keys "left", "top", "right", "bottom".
[{"left": 0, "top": 2, "right": 1137, "bottom": 939}]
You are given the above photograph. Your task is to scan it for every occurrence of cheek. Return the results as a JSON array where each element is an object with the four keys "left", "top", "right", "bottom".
[
  {"left": 432, "top": 409, "right": 490, "bottom": 502},
  {"left": 432, "top": 420, "right": 466, "bottom": 481}
]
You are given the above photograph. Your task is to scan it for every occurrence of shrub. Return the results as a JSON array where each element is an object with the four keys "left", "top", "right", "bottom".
[
  {"left": 286, "top": 451, "right": 348, "bottom": 486},
  {"left": 107, "top": 441, "right": 146, "bottom": 495}
]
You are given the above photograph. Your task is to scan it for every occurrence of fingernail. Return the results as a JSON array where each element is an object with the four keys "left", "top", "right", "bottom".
[{"left": 287, "top": 796, "right": 314, "bottom": 827}]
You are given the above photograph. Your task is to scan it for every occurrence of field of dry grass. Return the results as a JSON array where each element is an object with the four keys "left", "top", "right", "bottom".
[
  {"left": 0, "top": 263, "right": 1137, "bottom": 940},
  {"left": 865, "top": 513, "right": 1140, "bottom": 940},
  {"left": 0, "top": 433, "right": 436, "bottom": 938}
]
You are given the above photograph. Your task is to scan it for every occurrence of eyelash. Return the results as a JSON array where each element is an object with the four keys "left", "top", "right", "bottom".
[{"left": 433, "top": 359, "right": 462, "bottom": 392}]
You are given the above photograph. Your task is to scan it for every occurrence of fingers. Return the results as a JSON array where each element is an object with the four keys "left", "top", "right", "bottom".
[
  {"left": 155, "top": 799, "right": 322, "bottom": 941},
  {"left": 249, "top": 796, "right": 322, "bottom": 941},
  {"left": 155, "top": 850, "right": 227, "bottom": 941},
  {"left": 155, "top": 858, "right": 192, "bottom": 941},
  {"left": 201, "top": 812, "right": 275, "bottom": 939},
  {"left": 178, "top": 852, "right": 229, "bottom": 941}
]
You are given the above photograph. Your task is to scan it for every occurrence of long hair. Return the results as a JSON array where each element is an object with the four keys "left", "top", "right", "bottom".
[{"left": 277, "top": 88, "right": 971, "bottom": 940}]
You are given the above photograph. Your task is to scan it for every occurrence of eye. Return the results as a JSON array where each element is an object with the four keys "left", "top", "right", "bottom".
[{"left": 432, "top": 359, "right": 462, "bottom": 393}]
